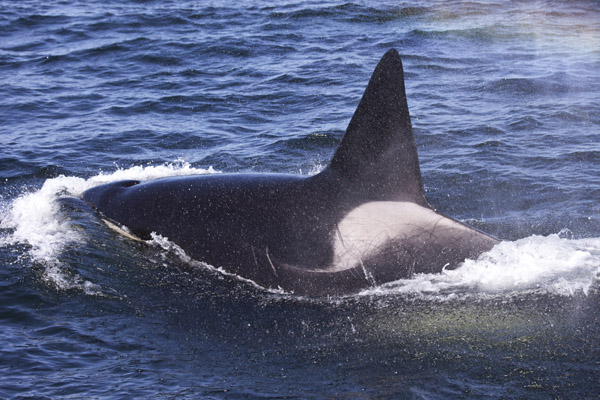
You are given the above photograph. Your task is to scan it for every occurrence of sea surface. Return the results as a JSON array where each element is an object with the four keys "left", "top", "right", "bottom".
[{"left": 1, "top": 1, "right": 599, "bottom": 398}]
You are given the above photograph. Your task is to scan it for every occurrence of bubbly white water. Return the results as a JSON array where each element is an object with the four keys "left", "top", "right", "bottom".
[
  {"left": 1, "top": 161, "right": 598, "bottom": 299},
  {"left": 0, "top": 160, "right": 219, "bottom": 293},
  {"left": 362, "top": 235, "right": 600, "bottom": 300}
]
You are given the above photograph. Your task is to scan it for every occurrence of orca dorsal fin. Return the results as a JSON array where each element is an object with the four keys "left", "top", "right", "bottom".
[{"left": 326, "top": 49, "right": 428, "bottom": 207}]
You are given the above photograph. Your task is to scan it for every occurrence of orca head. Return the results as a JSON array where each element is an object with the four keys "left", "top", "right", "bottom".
[{"left": 83, "top": 180, "right": 140, "bottom": 211}]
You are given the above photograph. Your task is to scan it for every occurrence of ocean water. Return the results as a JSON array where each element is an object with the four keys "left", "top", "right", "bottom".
[{"left": 1, "top": 0, "right": 599, "bottom": 398}]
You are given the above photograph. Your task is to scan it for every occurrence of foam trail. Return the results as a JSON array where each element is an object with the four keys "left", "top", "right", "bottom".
[
  {"left": 362, "top": 235, "right": 600, "bottom": 300},
  {"left": 0, "top": 160, "right": 218, "bottom": 292}
]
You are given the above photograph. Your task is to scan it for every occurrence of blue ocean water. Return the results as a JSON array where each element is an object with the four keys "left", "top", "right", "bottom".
[{"left": 1, "top": 1, "right": 599, "bottom": 398}]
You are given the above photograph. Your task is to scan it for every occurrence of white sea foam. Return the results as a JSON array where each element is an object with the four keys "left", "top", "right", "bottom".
[
  {"left": 0, "top": 160, "right": 218, "bottom": 293},
  {"left": 361, "top": 234, "right": 600, "bottom": 300}
]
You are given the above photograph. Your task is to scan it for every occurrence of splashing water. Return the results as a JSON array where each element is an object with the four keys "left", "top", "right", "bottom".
[
  {"left": 363, "top": 235, "right": 600, "bottom": 300},
  {"left": 0, "top": 160, "right": 219, "bottom": 292}
]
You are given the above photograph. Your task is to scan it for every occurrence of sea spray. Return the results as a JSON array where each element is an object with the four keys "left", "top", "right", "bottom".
[
  {"left": 361, "top": 234, "right": 600, "bottom": 300},
  {"left": 0, "top": 160, "right": 218, "bottom": 291}
]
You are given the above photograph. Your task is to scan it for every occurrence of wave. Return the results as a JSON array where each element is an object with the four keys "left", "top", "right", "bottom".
[
  {"left": 361, "top": 233, "right": 600, "bottom": 300},
  {"left": 0, "top": 160, "right": 218, "bottom": 294}
]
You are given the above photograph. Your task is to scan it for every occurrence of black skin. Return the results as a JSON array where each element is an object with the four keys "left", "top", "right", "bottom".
[
  {"left": 84, "top": 169, "right": 379, "bottom": 294},
  {"left": 83, "top": 50, "right": 499, "bottom": 296}
]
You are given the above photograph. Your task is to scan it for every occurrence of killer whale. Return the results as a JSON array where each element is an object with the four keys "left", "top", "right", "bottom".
[{"left": 83, "top": 49, "right": 498, "bottom": 296}]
